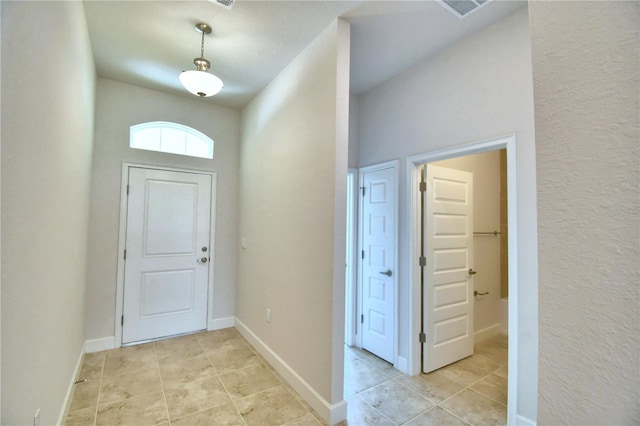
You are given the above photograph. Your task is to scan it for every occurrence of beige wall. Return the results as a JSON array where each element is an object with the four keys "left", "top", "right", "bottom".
[
  {"left": 356, "top": 8, "right": 538, "bottom": 421},
  {"left": 530, "top": 1, "right": 639, "bottom": 423},
  {"left": 237, "top": 18, "right": 350, "bottom": 417},
  {"left": 1, "top": 2, "right": 96, "bottom": 423},
  {"left": 85, "top": 79, "right": 241, "bottom": 341},
  {"left": 432, "top": 151, "right": 502, "bottom": 336}
]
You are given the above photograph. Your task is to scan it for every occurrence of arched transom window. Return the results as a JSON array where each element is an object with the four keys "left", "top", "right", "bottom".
[{"left": 129, "top": 121, "right": 214, "bottom": 159}]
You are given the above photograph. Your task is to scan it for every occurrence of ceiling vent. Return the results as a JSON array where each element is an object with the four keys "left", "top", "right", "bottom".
[
  {"left": 210, "top": 0, "right": 235, "bottom": 10},
  {"left": 439, "top": 0, "right": 492, "bottom": 18}
]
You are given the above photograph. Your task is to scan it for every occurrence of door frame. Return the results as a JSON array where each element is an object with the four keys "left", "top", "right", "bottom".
[
  {"left": 407, "top": 134, "right": 519, "bottom": 424},
  {"left": 356, "top": 160, "right": 399, "bottom": 363},
  {"left": 345, "top": 168, "right": 358, "bottom": 347},
  {"left": 114, "top": 162, "right": 218, "bottom": 346}
]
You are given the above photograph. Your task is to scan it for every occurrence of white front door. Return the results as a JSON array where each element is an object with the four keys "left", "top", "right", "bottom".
[
  {"left": 359, "top": 164, "right": 397, "bottom": 363},
  {"left": 122, "top": 167, "right": 212, "bottom": 344},
  {"left": 423, "top": 164, "right": 474, "bottom": 372}
]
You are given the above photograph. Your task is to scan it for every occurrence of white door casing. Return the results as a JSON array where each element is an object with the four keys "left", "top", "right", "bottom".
[
  {"left": 122, "top": 167, "right": 212, "bottom": 344},
  {"left": 358, "top": 162, "right": 397, "bottom": 363},
  {"left": 423, "top": 164, "right": 474, "bottom": 372}
]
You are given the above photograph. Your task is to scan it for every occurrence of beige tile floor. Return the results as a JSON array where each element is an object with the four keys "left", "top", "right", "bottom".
[
  {"left": 65, "top": 328, "right": 323, "bottom": 426},
  {"left": 65, "top": 329, "right": 507, "bottom": 426},
  {"left": 342, "top": 334, "right": 508, "bottom": 426}
]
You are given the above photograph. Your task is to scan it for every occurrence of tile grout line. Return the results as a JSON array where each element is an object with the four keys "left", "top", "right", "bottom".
[
  {"left": 93, "top": 353, "right": 106, "bottom": 426},
  {"left": 196, "top": 331, "right": 250, "bottom": 426},
  {"left": 437, "top": 404, "right": 475, "bottom": 426},
  {"left": 152, "top": 341, "right": 173, "bottom": 426},
  {"left": 465, "top": 387, "right": 508, "bottom": 407},
  {"left": 240, "top": 333, "right": 319, "bottom": 425},
  {"left": 353, "top": 392, "right": 398, "bottom": 426}
]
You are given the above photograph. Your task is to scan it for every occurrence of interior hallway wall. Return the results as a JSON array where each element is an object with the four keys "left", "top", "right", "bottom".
[
  {"left": 530, "top": 1, "right": 639, "bottom": 423},
  {"left": 431, "top": 151, "right": 502, "bottom": 337},
  {"left": 356, "top": 7, "right": 538, "bottom": 421},
  {"left": 238, "top": 19, "right": 350, "bottom": 420},
  {"left": 85, "top": 79, "right": 241, "bottom": 341},
  {"left": 1, "top": 2, "right": 96, "bottom": 423}
]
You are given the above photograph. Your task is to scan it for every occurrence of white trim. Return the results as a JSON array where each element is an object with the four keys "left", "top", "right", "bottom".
[
  {"left": 57, "top": 345, "right": 85, "bottom": 425},
  {"left": 208, "top": 316, "right": 235, "bottom": 331},
  {"left": 395, "top": 356, "right": 409, "bottom": 374},
  {"left": 235, "top": 318, "right": 346, "bottom": 425},
  {"left": 85, "top": 337, "right": 116, "bottom": 353},
  {"left": 206, "top": 173, "right": 218, "bottom": 332},
  {"left": 516, "top": 414, "right": 537, "bottom": 426},
  {"left": 357, "top": 159, "right": 399, "bottom": 366},
  {"left": 344, "top": 168, "right": 358, "bottom": 347},
  {"left": 406, "top": 134, "right": 519, "bottom": 424},
  {"left": 473, "top": 323, "right": 502, "bottom": 343},
  {"left": 506, "top": 136, "right": 520, "bottom": 426},
  {"left": 115, "top": 162, "right": 218, "bottom": 348}
]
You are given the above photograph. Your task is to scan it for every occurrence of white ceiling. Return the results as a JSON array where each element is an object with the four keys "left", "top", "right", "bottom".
[{"left": 83, "top": 0, "right": 526, "bottom": 110}]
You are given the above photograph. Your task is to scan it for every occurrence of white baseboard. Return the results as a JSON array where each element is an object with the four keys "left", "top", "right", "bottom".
[
  {"left": 85, "top": 336, "right": 116, "bottom": 353},
  {"left": 516, "top": 414, "right": 536, "bottom": 426},
  {"left": 474, "top": 323, "right": 502, "bottom": 343},
  {"left": 235, "top": 318, "right": 346, "bottom": 425},
  {"left": 208, "top": 316, "right": 235, "bottom": 331},
  {"left": 57, "top": 345, "right": 85, "bottom": 425},
  {"left": 395, "top": 356, "right": 409, "bottom": 375}
]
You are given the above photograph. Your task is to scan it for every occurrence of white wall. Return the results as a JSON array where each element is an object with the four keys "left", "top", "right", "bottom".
[
  {"left": 530, "top": 1, "right": 639, "bottom": 423},
  {"left": 356, "top": 7, "right": 538, "bottom": 422},
  {"left": 85, "top": 79, "right": 241, "bottom": 341},
  {"left": 1, "top": 2, "right": 96, "bottom": 424},
  {"left": 348, "top": 94, "right": 359, "bottom": 169},
  {"left": 432, "top": 151, "right": 502, "bottom": 337},
  {"left": 237, "top": 19, "right": 350, "bottom": 423}
]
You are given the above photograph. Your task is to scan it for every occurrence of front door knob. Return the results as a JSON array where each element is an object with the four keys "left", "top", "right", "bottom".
[
  {"left": 468, "top": 269, "right": 477, "bottom": 275},
  {"left": 380, "top": 270, "right": 392, "bottom": 277},
  {"left": 196, "top": 257, "right": 208, "bottom": 263}
]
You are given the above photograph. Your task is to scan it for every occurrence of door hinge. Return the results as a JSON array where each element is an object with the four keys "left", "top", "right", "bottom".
[
  {"left": 360, "top": 186, "right": 366, "bottom": 197},
  {"left": 123, "top": 249, "right": 127, "bottom": 260},
  {"left": 361, "top": 314, "right": 364, "bottom": 324},
  {"left": 419, "top": 256, "right": 426, "bottom": 267},
  {"left": 126, "top": 184, "right": 130, "bottom": 195},
  {"left": 121, "top": 315, "right": 124, "bottom": 326},
  {"left": 419, "top": 332, "right": 426, "bottom": 343},
  {"left": 361, "top": 250, "right": 365, "bottom": 259},
  {"left": 419, "top": 182, "right": 426, "bottom": 192}
]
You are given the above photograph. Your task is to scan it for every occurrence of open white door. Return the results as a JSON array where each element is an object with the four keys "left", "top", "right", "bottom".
[
  {"left": 423, "top": 164, "right": 474, "bottom": 372},
  {"left": 122, "top": 167, "right": 212, "bottom": 344},
  {"left": 359, "top": 163, "right": 397, "bottom": 363}
]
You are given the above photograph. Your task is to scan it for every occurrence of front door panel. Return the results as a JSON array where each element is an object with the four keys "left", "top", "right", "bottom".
[{"left": 123, "top": 168, "right": 212, "bottom": 344}]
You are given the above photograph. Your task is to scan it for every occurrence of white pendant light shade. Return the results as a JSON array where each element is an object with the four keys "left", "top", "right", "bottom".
[
  {"left": 180, "top": 23, "right": 224, "bottom": 98},
  {"left": 180, "top": 70, "right": 223, "bottom": 97}
]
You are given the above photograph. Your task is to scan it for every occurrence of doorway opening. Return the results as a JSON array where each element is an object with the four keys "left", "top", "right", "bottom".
[
  {"left": 408, "top": 134, "right": 518, "bottom": 424},
  {"left": 421, "top": 149, "right": 508, "bottom": 373}
]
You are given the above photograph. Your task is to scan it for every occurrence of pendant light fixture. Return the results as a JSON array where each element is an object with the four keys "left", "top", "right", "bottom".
[{"left": 179, "top": 23, "right": 223, "bottom": 97}]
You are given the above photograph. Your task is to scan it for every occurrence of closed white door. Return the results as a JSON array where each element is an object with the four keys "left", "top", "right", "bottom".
[
  {"left": 360, "top": 165, "right": 396, "bottom": 363},
  {"left": 123, "top": 167, "right": 212, "bottom": 344},
  {"left": 423, "top": 164, "right": 474, "bottom": 373}
]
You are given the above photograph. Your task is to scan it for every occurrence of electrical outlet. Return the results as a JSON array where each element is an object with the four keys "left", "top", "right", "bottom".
[
  {"left": 266, "top": 308, "right": 271, "bottom": 324},
  {"left": 33, "top": 408, "right": 40, "bottom": 426}
]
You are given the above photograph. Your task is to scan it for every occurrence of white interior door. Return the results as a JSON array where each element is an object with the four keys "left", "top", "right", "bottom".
[
  {"left": 423, "top": 164, "right": 474, "bottom": 373},
  {"left": 123, "top": 167, "right": 212, "bottom": 344},
  {"left": 359, "top": 164, "right": 396, "bottom": 363}
]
